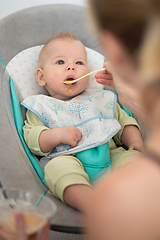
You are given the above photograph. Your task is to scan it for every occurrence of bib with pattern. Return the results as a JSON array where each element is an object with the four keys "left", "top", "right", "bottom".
[{"left": 21, "top": 89, "right": 121, "bottom": 182}]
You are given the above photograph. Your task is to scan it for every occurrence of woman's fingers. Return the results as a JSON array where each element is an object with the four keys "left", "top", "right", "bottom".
[
  {"left": 0, "top": 212, "right": 27, "bottom": 240},
  {"left": 15, "top": 212, "right": 27, "bottom": 240},
  {"left": 39, "top": 221, "right": 50, "bottom": 240}
]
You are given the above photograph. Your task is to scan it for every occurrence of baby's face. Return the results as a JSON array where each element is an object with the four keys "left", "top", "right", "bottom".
[{"left": 38, "top": 38, "right": 89, "bottom": 99}]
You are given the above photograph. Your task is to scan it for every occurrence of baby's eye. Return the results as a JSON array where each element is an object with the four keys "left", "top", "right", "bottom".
[
  {"left": 56, "top": 60, "right": 64, "bottom": 65},
  {"left": 76, "top": 61, "right": 83, "bottom": 65}
]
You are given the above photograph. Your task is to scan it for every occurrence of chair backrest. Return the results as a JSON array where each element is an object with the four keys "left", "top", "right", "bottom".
[{"left": 6, "top": 46, "right": 104, "bottom": 102}]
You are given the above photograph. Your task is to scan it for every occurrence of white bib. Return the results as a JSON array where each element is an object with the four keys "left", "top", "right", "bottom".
[{"left": 21, "top": 89, "right": 121, "bottom": 159}]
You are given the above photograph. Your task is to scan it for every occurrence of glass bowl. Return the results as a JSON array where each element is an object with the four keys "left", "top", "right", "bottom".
[{"left": 0, "top": 188, "right": 57, "bottom": 235}]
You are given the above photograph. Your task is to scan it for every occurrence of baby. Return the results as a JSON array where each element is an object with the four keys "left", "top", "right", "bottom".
[{"left": 21, "top": 32, "right": 144, "bottom": 212}]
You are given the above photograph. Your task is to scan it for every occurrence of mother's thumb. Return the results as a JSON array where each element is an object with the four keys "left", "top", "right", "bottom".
[{"left": 104, "top": 62, "right": 114, "bottom": 75}]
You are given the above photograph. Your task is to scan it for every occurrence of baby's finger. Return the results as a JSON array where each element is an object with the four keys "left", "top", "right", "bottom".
[
  {"left": 73, "top": 136, "right": 80, "bottom": 145},
  {"left": 76, "top": 130, "right": 82, "bottom": 140},
  {"left": 71, "top": 133, "right": 82, "bottom": 147},
  {"left": 70, "top": 139, "right": 78, "bottom": 147},
  {"left": 128, "top": 146, "right": 135, "bottom": 151}
]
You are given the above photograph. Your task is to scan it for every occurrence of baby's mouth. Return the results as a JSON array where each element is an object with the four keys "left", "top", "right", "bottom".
[{"left": 63, "top": 77, "right": 76, "bottom": 85}]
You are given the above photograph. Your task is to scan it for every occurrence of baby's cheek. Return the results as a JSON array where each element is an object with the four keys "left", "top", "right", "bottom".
[{"left": 83, "top": 77, "right": 90, "bottom": 87}]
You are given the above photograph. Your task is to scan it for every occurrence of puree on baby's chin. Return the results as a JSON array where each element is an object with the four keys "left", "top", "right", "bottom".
[{"left": 65, "top": 88, "right": 75, "bottom": 92}]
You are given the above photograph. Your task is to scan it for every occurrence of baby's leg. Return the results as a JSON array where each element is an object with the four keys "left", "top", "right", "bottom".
[
  {"left": 44, "top": 155, "right": 92, "bottom": 212},
  {"left": 110, "top": 147, "right": 141, "bottom": 169},
  {"left": 63, "top": 183, "right": 93, "bottom": 213}
]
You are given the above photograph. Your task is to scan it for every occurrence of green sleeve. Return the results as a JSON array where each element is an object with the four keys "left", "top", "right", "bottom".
[
  {"left": 115, "top": 89, "right": 133, "bottom": 117},
  {"left": 23, "top": 110, "right": 51, "bottom": 156},
  {"left": 114, "top": 103, "right": 140, "bottom": 146}
]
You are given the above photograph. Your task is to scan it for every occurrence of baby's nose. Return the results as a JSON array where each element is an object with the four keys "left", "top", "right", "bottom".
[
  {"left": 67, "top": 66, "right": 75, "bottom": 70},
  {"left": 66, "top": 64, "right": 75, "bottom": 71}
]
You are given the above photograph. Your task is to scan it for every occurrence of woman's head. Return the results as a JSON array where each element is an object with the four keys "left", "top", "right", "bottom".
[
  {"left": 88, "top": 0, "right": 160, "bottom": 129},
  {"left": 89, "top": 0, "right": 160, "bottom": 81},
  {"left": 89, "top": 0, "right": 149, "bottom": 55}
]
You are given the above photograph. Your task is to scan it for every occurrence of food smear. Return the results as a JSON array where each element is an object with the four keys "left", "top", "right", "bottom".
[{"left": 65, "top": 87, "right": 75, "bottom": 92}]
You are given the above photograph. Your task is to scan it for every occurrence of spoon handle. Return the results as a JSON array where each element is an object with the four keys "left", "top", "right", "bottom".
[{"left": 63, "top": 67, "right": 105, "bottom": 84}]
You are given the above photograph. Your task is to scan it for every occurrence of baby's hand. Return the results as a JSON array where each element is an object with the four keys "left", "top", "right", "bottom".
[
  {"left": 60, "top": 126, "right": 82, "bottom": 147},
  {"left": 128, "top": 141, "right": 144, "bottom": 153},
  {"left": 95, "top": 62, "right": 114, "bottom": 87}
]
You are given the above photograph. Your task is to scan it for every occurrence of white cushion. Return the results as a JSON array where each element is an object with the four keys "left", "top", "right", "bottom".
[{"left": 6, "top": 45, "right": 104, "bottom": 100}]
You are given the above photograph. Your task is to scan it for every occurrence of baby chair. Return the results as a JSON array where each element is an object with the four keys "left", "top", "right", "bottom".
[
  {"left": 0, "top": 3, "right": 105, "bottom": 238},
  {"left": 0, "top": 3, "right": 148, "bottom": 239}
]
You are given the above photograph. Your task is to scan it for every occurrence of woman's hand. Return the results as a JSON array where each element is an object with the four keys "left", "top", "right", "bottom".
[
  {"left": 103, "top": 62, "right": 146, "bottom": 122},
  {"left": 0, "top": 212, "right": 26, "bottom": 240},
  {"left": 0, "top": 211, "right": 50, "bottom": 240},
  {"left": 95, "top": 62, "right": 114, "bottom": 87}
]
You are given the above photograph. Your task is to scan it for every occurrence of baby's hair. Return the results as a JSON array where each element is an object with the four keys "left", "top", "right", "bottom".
[
  {"left": 53, "top": 31, "right": 77, "bottom": 40},
  {"left": 39, "top": 31, "right": 78, "bottom": 67}
]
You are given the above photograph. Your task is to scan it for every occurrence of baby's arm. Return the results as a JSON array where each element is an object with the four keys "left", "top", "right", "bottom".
[
  {"left": 114, "top": 103, "right": 144, "bottom": 152},
  {"left": 39, "top": 126, "right": 82, "bottom": 153},
  {"left": 23, "top": 110, "right": 82, "bottom": 155},
  {"left": 121, "top": 125, "right": 144, "bottom": 152}
]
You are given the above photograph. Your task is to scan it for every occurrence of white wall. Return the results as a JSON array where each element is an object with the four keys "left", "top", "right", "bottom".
[{"left": 0, "top": 0, "right": 87, "bottom": 19}]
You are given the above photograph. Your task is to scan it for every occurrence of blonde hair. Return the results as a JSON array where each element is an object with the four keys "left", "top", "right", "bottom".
[
  {"left": 53, "top": 31, "right": 77, "bottom": 40},
  {"left": 39, "top": 31, "right": 78, "bottom": 67},
  {"left": 139, "top": 16, "right": 160, "bottom": 79},
  {"left": 89, "top": 0, "right": 160, "bottom": 125},
  {"left": 89, "top": 0, "right": 149, "bottom": 52},
  {"left": 89, "top": 0, "right": 160, "bottom": 79}
]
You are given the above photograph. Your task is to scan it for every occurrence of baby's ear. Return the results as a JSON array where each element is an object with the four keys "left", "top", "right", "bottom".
[{"left": 36, "top": 68, "right": 46, "bottom": 86}]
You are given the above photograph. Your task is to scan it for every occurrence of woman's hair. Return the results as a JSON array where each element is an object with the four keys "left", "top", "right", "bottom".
[
  {"left": 89, "top": 0, "right": 150, "bottom": 53},
  {"left": 89, "top": 0, "right": 160, "bottom": 78},
  {"left": 89, "top": 0, "right": 160, "bottom": 125}
]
